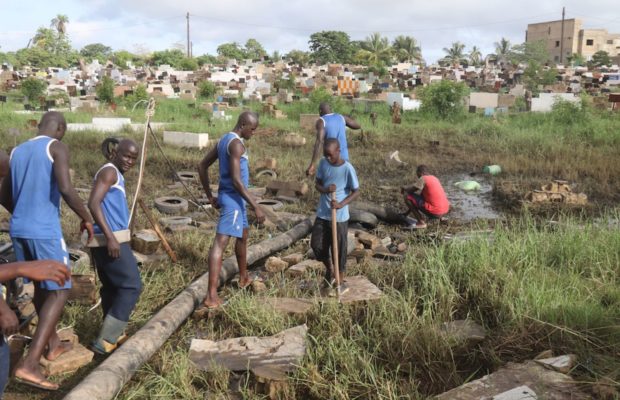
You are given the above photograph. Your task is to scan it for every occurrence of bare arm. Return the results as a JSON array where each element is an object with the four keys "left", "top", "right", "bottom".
[
  {"left": 50, "top": 141, "right": 93, "bottom": 223},
  {"left": 333, "top": 188, "right": 360, "bottom": 209},
  {"left": 0, "top": 172, "right": 13, "bottom": 213},
  {"left": 229, "top": 140, "right": 259, "bottom": 209},
  {"left": 315, "top": 178, "right": 335, "bottom": 194},
  {"left": 306, "top": 118, "right": 325, "bottom": 176},
  {"left": 87, "top": 166, "right": 120, "bottom": 258},
  {"left": 198, "top": 144, "right": 219, "bottom": 206},
  {"left": 344, "top": 115, "right": 361, "bottom": 130}
]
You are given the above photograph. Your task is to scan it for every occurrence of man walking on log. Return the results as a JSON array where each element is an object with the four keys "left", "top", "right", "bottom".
[
  {"left": 87, "top": 139, "right": 141, "bottom": 354},
  {"left": 0, "top": 111, "right": 94, "bottom": 390},
  {"left": 306, "top": 102, "right": 361, "bottom": 176},
  {"left": 198, "top": 112, "right": 265, "bottom": 309},
  {"left": 311, "top": 138, "right": 360, "bottom": 295}
]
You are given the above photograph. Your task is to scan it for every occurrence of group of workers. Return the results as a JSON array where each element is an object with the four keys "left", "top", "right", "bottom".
[{"left": 0, "top": 103, "right": 449, "bottom": 395}]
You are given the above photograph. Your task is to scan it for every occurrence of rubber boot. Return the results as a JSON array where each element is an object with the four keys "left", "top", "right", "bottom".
[{"left": 91, "top": 315, "right": 128, "bottom": 355}]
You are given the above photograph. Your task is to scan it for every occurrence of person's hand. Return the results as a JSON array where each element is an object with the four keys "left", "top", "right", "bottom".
[
  {"left": 81, "top": 220, "right": 94, "bottom": 243},
  {"left": 331, "top": 199, "right": 343, "bottom": 210},
  {"left": 18, "top": 260, "right": 70, "bottom": 285},
  {"left": 209, "top": 196, "right": 220, "bottom": 209},
  {"left": 107, "top": 236, "right": 121, "bottom": 259},
  {"left": 0, "top": 303, "right": 19, "bottom": 336},
  {"left": 328, "top": 184, "right": 336, "bottom": 193},
  {"left": 305, "top": 165, "right": 315, "bottom": 177},
  {"left": 254, "top": 206, "right": 266, "bottom": 224}
]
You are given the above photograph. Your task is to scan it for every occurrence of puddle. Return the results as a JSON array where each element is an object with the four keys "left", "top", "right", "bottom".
[{"left": 443, "top": 173, "right": 501, "bottom": 221}]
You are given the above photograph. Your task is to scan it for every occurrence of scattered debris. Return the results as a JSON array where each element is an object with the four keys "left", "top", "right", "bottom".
[
  {"left": 281, "top": 253, "right": 304, "bottom": 265},
  {"left": 265, "top": 256, "right": 289, "bottom": 273},
  {"left": 266, "top": 180, "right": 308, "bottom": 198},
  {"left": 154, "top": 196, "right": 189, "bottom": 214},
  {"left": 525, "top": 180, "right": 587, "bottom": 205},
  {"left": 454, "top": 180, "right": 482, "bottom": 192},
  {"left": 286, "top": 260, "right": 325, "bottom": 277},
  {"left": 535, "top": 354, "right": 577, "bottom": 374},
  {"left": 68, "top": 274, "right": 97, "bottom": 304},
  {"left": 158, "top": 216, "right": 192, "bottom": 227},
  {"left": 255, "top": 169, "right": 278, "bottom": 180},
  {"left": 355, "top": 231, "right": 383, "bottom": 250},
  {"left": 133, "top": 251, "right": 168, "bottom": 266},
  {"left": 384, "top": 150, "right": 407, "bottom": 167}
]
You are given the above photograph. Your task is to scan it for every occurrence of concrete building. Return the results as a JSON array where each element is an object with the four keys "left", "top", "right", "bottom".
[{"left": 526, "top": 18, "right": 620, "bottom": 63}]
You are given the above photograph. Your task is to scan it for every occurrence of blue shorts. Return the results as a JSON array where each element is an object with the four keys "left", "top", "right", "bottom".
[
  {"left": 216, "top": 192, "right": 248, "bottom": 239},
  {"left": 11, "top": 237, "right": 71, "bottom": 290}
]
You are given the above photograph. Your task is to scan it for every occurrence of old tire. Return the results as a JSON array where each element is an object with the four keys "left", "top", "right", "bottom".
[
  {"left": 255, "top": 169, "right": 277, "bottom": 180},
  {"left": 159, "top": 216, "right": 192, "bottom": 227},
  {"left": 69, "top": 248, "right": 91, "bottom": 271},
  {"left": 154, "top": 196, "right": 189, "bottom": 215},
  {"left": 257, "top": 199, "right": 284, "bottom": 211},
  {"left": 176, "top": 171, "right": 198, "bottom": 182},
  {"left": 349, "top": 209, "right": 378, "bottom": 228}
]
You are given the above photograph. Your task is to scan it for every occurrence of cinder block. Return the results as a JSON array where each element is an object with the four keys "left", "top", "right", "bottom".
[
  {"left": 39, "top": 342, "right": 94, "bottom": 376},
  {"left": 163, "top": 131, "right": 209, "bottom": 149}
]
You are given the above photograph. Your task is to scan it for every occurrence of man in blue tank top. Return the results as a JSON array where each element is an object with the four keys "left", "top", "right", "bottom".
[
  {"left": 198, "top": 112, "right": 265, "bottom": 309},
  {"left": 306, "top": 102, "right": 361, "bottom": 177},
  {"left": 87, "top": 139, "right": 141, "bottom": 355},
  {"left": 0, "top": 112, "right": 94, "bottom": 391}
]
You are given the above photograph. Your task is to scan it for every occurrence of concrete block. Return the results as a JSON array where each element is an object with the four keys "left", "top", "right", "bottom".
[
  {"left": 469, "top": 93, "right": 499, "bottom": 109},
  {"left": 163, "top": 131, "right": 209, "bottom": 149},
  {"left": 39, "top": 342, "right": 94, "bottom": 376},
  {"left": 265, "top": 256, "right": 289, "bottom": 273},
  {"left": 131, "top": 229, "right": 161, "bottom": 255}
]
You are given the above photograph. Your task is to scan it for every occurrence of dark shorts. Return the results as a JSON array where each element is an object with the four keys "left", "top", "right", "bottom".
[{"left": 406, "top": 193, "right": 441, "bottom": 219}]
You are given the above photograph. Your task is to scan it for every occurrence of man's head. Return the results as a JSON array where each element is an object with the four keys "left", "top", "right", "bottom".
[
  {"left": 416, "top": 164, "right": 429, "bottom": 178},
  {"left": 111, "top": 139, "right": 139, "bottom": 173},
  {"left": 0, "top": 150, "right": 8, "bottom": 179},
  {"left": 38, "top": 111, "right": 67, "bottom": 140},
  {"left": 323, "top": 138, "right": 341, "bottom": 165},
  {"left": 318, "top": 102, "right": 331, "bottom": 116},
  {"left": 234, "top": 111, "right": 259, "bottom": 140}
]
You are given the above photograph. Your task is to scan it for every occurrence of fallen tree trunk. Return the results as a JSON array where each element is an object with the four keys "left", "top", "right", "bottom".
[
  {"left": 351, "top": 201, "right": 406, "bottom": 224},
  {"left": 63, "top": 218, "right": 314, "bottom": 400}
]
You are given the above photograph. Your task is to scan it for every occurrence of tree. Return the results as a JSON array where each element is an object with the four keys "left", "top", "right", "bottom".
[
  {"left": 50, "top": 14, "right": 69, "bottom": 35},
  {"left": 80, "top": 43, "right": 112, "bottom": 62},
  {"left": 178, "top": 57, "right": 198, "bottom": 71},
  {"left": 149, "top": 49, "right": 185, "bottom": 67},
  {"left": 468, "top": 46, "right": 482, "bottom": 67},
  {"left": 21, "top": 77, "right": 47, "bottom": 103},
  {"left": 96, "top": 76, "right": 115, "bottom": 104},
  {"left": 359, "top": 33, "right": 392, "bottom": 66},
  {"left": 494, "top": 37, "right": 512, "bottom": 65},
  {"left": 195, "top": 54, "right": 218, "bottom": 66},
  {"left": 392, "top": 35, "right": 422, "bottom": 63},
  {"left": 244, "top": 39, "right": 267, "bottom": 60},
  {"left": 308, "top": 31, "right": 354, "bottom": 64},
  {"left": 286, "top": 50, "right": 310, "bottom": 66},
  {"left": 523, "top": 61, "right": 558, "bottom": 93},
  {"left": 113, "top": 50, "right": 142, "bottom": 68},
  {"left": 442, "top": 42, "right": 466, "bottom": 66},
  {"left": 509, "top": 40, "right": 550, "bottom": 65},
  {"left": 568, "top": 53, "right": 585, "bottom": 67},
  {"left": 216, "top": 42, "right": 245, "bottom": 61},
  {"left": 271, "top": 50, "right": 281, "bottom": 61},
  {"left": 590, "top": 50, "right": 611, "bottom": 67},
  {"left": 418, "top": 79, "right": 469, "bottom": 120}
]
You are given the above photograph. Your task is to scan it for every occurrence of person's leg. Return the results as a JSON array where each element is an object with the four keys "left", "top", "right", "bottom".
[
  {"left": 407, "top": 194, "right": 428, "bottom": 227},
  {"left": 92, "top": 247, "right": 115, "bottom": 317},
  {"left": 236, "top": 228, "right": 251, "bottom": 288},
  {"left": 310, "top": 218, "right": 332, "bottom": 283},
  {"left": 203, "top": 234, "right": 230, "bottom": 308},
  {"left": 336, "top": 221, "right": 348, "bottom": 283}
]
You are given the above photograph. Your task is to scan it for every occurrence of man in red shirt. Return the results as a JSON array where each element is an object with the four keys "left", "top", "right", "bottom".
[{"left": 401, "top": 165, "right": 449, "bottom": 229}]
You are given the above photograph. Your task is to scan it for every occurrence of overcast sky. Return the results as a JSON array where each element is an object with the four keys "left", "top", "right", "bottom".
[{"left": 1, "top": 0, "right": 619, "bottom": 63}]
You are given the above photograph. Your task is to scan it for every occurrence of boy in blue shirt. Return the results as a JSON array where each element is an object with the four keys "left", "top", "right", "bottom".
[
  {"left": 311, "top": 138, "right": 360, "bottom": 294},
  {"left": 87, "top": 139, "right": 141, "bottom": 354}
]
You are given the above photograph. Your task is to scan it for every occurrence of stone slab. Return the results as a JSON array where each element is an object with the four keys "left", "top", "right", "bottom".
[
  {"left": 262, "top": 297, "right": 315, "bottom": 316},
  {"left": 534, "top": 355, "right": 577, "bottom": 374},
  {"left": 332, "top": 275, "right": 383, "bottom": 304},
  {"left": 286, "top": 260, "right": 325, "bottom": 277},
  {"left": 39, "top": 342, "right": 94, "bottom": 376},
  {"left": 133, "top": 251, "right": 168, "bottom": 265},
  {"left": 189, "top": 325, "right": 308, "bottom": 381},
  {"left": 163, "top": 131, "right": 209, "bottom": 149}
]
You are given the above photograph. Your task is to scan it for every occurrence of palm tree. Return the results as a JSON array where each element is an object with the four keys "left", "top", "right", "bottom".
[
  {"left": 361, "top": 33, "right": 392, "bottom": 65},
  {"left": 494, "top": 37, "right": 511, "bottom": 65},
  {"left": 392, "top": 35, "right": 422, "bottom": 63},
  {"left": 442, "top": 42, "right": 466, "bottom": 67},
  {"left": 50, "top": 14, "right": 69, "bottom": 36},
  {"left": 469, "top": 46, "right": 482, "bottom": 67}
]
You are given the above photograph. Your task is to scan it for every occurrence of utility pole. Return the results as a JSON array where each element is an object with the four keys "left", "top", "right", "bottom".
[
  {"left": 186, "top": 12, "right": 191, "bottom": 58},
  {"left": 559, "top": 6, "right": 565, "bottom": 64}
]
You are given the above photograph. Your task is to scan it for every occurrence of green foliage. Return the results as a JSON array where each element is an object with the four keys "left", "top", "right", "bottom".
[
  {"left": 358, "top": 33, "right": 393, "bottom": 66},
  {"left": 510, "top": 40, "right": 550, "bottom": 65},
  {"left": 417, "top": 79, "right": 469, "bottom": 120},
  {"left": 178, "top": 57, "right": 198, "bottom": 71},
  {"left": 523, "top": 61, "right": 558, "bottom": 93},
  {"left": 96, "top": 76, "right": 115, "bottom": 104},
  {"left": 393, "top": 35, "right": 422, "bottom": 63},
  {"left": 198, "top": 81, "right": 217, "bottom": 98},
  {"left": 590, "top": 50, "right": 611, "bottom": 67},
  {"left": 550, "top": 97, "right": 588, "bottom": 125},
  {"left": 244, "top": 39, "right": 267, "bottom": 60},
  {"left": 80, "top": 43, "right": 112, "bottom": 62},
  {"left": 195, "top": 54, "right": 218, "bottom": 66},
  {"left": 21, "top": 77, "right": 47, "bottom": 103},
  {"left": 0, "top": 51, "right": 19, "bottom": 67},
  {"left": 568, "top": 53, "right": 585, "bottom": 67},
  {"left": 308, "top": 31, "right": 355, "bottom": 64},
  {"left": 286, "top": 49, "right": 310, "bottom": 66},
  {"left": 149, "top": 49, "right": 186, "bottom": 67},
  {"left": 216, "top": 42, "right": 245, "bottom": 61},
  {"left": 123, "top": 84, "right": 149, "bottom": 108},
  {"left": 441, "top": 42, "right": 467, "bottom": 66}
]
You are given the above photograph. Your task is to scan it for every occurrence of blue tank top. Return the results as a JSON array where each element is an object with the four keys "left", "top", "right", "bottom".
[
  {"left": 9, "top": 135, "right": 62, "bottom": 239},
  {"left": 217, "top": 132, "right": 249, "bottom": 195},
  {"left": 93, "top": 163, "right": 129, "bottom": 233},
  {"left": 320, "top": 113, "right": 349, "bottom": 161}
]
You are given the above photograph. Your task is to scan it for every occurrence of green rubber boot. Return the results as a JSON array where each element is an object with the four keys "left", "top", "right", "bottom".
[{"left": 91, "top": 315, "right": 128, "bottom": 355}]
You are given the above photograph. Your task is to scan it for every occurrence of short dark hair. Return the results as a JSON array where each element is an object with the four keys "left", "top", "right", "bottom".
[
  {"left": 416, "top": 164, "right": 429, "bottom": 175},
  {"left": 324, "top": 138, "right": 339, "bottom": 149}
]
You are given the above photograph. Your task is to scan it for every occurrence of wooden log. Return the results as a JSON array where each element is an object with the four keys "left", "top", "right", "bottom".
[{"left": 63, "top": 218, "right": 313, "bottom": 400}]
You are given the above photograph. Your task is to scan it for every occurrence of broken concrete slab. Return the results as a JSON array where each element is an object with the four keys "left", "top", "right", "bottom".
[
  {"left": 356, "top": 231, "right": 382, "bottom": 250},
  {"left": 492, "top": 385, "right": 538, "bottom": 400},
  {"left": 286, "top": 260, "right": 325, "bottom": 277},
  {"left": 441, "top": 319, "right": 486, "bottom": 343},
  {"left": 435, "top": 360, "right": 589, "bottom": 400},
  {"left": 265, "top": 257, "right": 289, "bottom": 273},
  {"left": 534, "top": 355, "right": 577, "bottom": 374},
  {"left": 68, "top": 274, "right": 97, "bottom": 305},
  {"left": 131, "top": 229, "right": 160, "bottom": 255},
  {"left": 40, "top": 342, "right": 94, "bottom": 376},
  {"left": 163, "top": 131, "right": 209, "bottom": 149},
  {"left": 189, "top": 325, "right": 308, "bottom": 381},
  {"left": 133, "top": 251, "right": 168, "bottom": 266},
  {"left": 281, "top": 253, "right": 304, "bottom": 265},
  {"left": 331, "top": 275, "right": 383, "bottom": 304},
  {"left": 262, "top": 298, "right": 315, "bottom": 316}
]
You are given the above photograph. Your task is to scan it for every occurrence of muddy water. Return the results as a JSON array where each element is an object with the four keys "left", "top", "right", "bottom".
[{"left": 443, "top": 173, "right": 501, "bottom": 221}]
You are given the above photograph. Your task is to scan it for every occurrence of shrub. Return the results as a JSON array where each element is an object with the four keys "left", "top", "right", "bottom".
[
  {"left": 21, "top": 77, "right": 47, "bottom": 103},
  {"left": 550, "top": 98, "right": 588, "bottom": 125},
  {"left": 96, "top": 76, "right": 115, "bottom": 104},
  {"left": 417, "top": 80, "right": 469, "bottom": 120},
  {"left": 198, "top": 81, "right": 217, "bottom": 99}
]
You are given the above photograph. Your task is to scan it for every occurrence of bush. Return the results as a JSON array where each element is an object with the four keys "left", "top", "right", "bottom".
[
  {"left": 96, "top": 76, "right": 115, "bottom": 104},
  {"left": 21, "top": 77, "right": 47, "bottom": 103},
  {"left": 198, "top": 81, "right": 217, "bottom": 99},
  {"left": 124, "top": 84, "right": 149, "bottom": 108},
  {"left": 550, "top": 98, "right": 588, "bottom": 125},
  {"left": 417, "top": 80, "right": 469, "bottom": 120}
]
